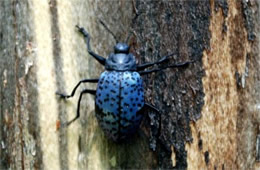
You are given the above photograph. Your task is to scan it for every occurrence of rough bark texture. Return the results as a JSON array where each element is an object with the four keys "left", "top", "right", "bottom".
[
  {"left": 0, "top": 0, "right": 42, "bottom": 169},
  {"left": 0, "top": 0, "right": 259, "bottom": 169},
  {"left": 132, "top": 1, "right": 209, "bottom": 169},
  {"left": 186, "top": 0, "right": 260, "bottom": 169}
]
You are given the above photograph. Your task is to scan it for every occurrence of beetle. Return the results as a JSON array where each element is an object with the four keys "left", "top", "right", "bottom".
[{"left": 56, "top": 24, "right": 193, "bottom": 149}]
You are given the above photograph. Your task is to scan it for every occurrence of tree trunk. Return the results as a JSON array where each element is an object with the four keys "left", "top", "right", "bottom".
[{"left": 0, "top": 0, "right": 259, "bottom": 169}]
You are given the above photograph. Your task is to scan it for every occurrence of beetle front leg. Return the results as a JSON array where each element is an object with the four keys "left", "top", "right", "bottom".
[
  {"left": 56, "top": 78, "right": 99, "bottom": 99},
  {"left": 137, "top": 52, "right": 176, "bottom": 71},
  {"left": 67, "top": 89, "right": 96, "bottom": 126},
  {"left": 76, "top": 25, "right": 106, "bottom": 65}
]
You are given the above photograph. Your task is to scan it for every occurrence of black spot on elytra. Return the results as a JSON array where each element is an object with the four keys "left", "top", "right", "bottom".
[
  {"left": 111, "top": 97, "right": 116, "bottom": 101},
  {"left": 111, "top": 89, "right": 116, "bottom": 93},
  {"left": 110, "top": 103, "right": 114, "bottom": 107},
  {"left": 133, "top": 103, "right": 136, "bottom": 107},
  {"left": 111, "top": 114, "right": 116, "bottom": 119},
  {"left": 105, "top": 120, "right": 111, "bottom": 124},
  {"left": 130, "top": 98, "right": 133, "bottom": 101},
  {"left": 98, "top": 99, "right": 103, "bottom": 105},
  {"left": 124, "top": 92, "right": 128, "bottom": 95},
  {"left": 130, "top": 108, "right": 133, "bottom": 112},
  {"left": 138, "top": 103, "right": 141, "bottom": 107},
  {"left": 105, "top": 80, "right": 109, "bottom": 83},
  {"left": 104, "top": 98, "right": 109, "bottom": 102}
]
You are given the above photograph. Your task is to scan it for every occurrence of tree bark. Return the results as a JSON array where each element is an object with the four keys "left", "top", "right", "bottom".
[{"left": 0, "top": 0, "right": 259, "bottom": 169}]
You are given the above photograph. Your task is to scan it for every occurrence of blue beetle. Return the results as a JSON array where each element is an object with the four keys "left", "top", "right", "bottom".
[{"left": 57, "top": 25, "right": 193, "bottom": 146}]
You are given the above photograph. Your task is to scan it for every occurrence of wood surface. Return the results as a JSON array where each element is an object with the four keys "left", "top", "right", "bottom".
[{"left": 0, "top": 0, "right": 259, "bottom": 169}]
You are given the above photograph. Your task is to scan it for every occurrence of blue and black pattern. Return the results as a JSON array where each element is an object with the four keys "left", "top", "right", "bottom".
[{"left": 95, "top": 71, "right": 144, "bottom": 141}]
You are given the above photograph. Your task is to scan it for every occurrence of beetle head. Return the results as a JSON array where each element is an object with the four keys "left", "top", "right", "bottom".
[{"left": 114, "top": 43, "right": 130, "bottom": 54}]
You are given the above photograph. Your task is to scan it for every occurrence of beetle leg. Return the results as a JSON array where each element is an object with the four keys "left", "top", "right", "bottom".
[
  {"left": 145, "top": 103, "right": 161, "bottom": 151},
  {"left": 56, "top": 78, "right": 99, "bottom": 99},
  {"left": 145, "top": 103, "right": 160, "bottom": 113},
  {"left": 137, "top": 52, "right": 176, "bottom": 71},
  {"left": 67, "top": 89, "right": 96, "bottom": 126},
  {"left": 139, "top": 60, "right": 195, "bottom": 75},
  {"left": 76, "top": 25, "right": 106, "bottom": 65}
]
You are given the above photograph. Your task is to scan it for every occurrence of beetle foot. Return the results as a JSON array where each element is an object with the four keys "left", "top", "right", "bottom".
[
  {"left": 75, "top": 25, "right": 89, "bottom": 37},
  {"left": 55, "top": 92, "right": 70, "bottom": 99}
]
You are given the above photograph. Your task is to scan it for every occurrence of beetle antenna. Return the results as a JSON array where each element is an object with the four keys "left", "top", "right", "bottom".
[
  {"left": 99, "top": 19, "right": 119, "bottom": 43},
  {"left": 125, "top": 1, "right": 143, "bottom": 44},
  {"left": 125, "top": 30, "right": 133, "bottom": 44}
]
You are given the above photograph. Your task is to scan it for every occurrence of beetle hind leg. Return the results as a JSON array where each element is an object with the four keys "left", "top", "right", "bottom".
[{"left": 139, "top": 60, "right": 195, "bottom": 75}]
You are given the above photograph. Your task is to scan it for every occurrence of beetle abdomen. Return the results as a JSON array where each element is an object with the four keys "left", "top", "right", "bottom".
[{"left": 95, "top": 71, "right": 144, "bottom": 141}]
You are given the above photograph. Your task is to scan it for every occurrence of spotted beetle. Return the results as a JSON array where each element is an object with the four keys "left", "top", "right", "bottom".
[{"left": 56, "top": 24, "right": 193, "bottom": 149}]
